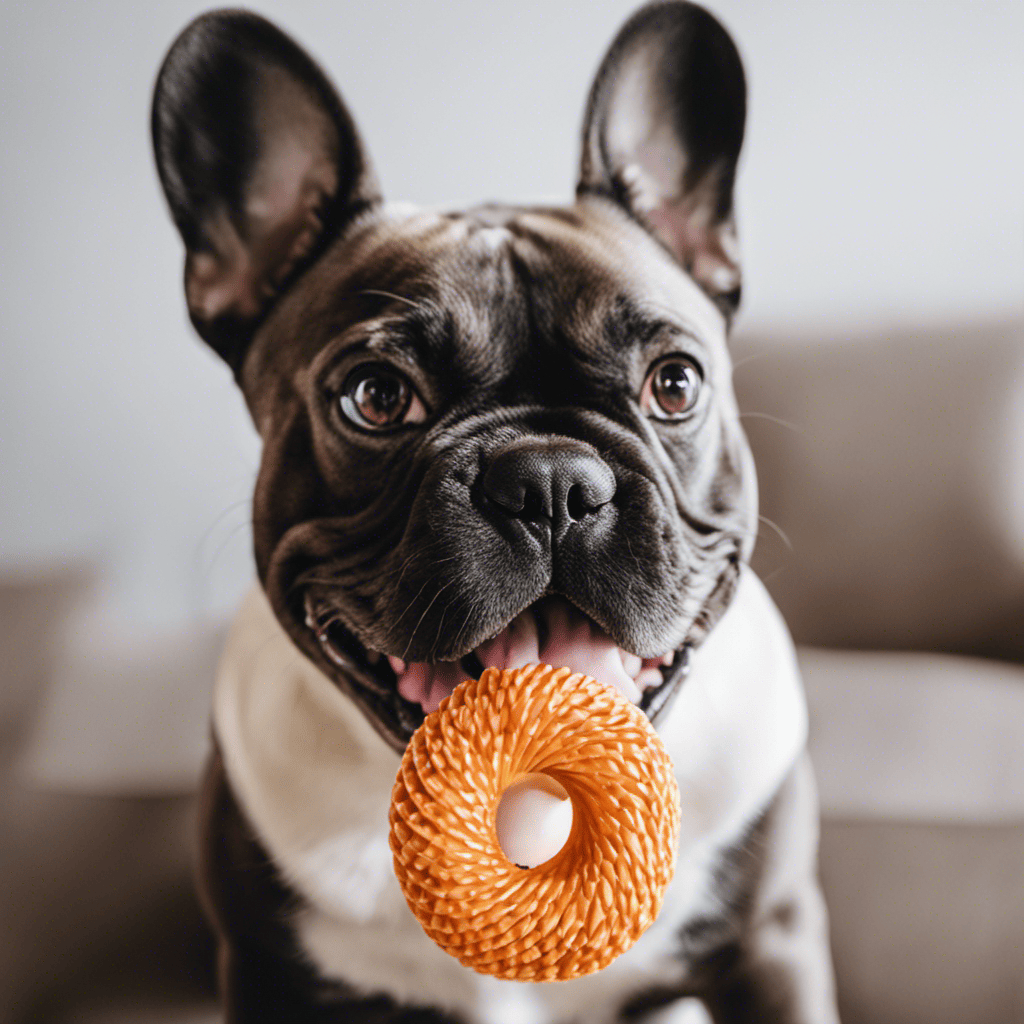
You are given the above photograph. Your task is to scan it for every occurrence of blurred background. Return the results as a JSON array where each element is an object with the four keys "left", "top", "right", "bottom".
[{"left": 1, "top": 1, "right": 1021, "bottom": 1021}]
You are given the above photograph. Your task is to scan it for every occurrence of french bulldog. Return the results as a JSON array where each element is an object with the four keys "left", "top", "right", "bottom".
[{"left": 152, "top": 3, "right": 839, "bottom": 1021}]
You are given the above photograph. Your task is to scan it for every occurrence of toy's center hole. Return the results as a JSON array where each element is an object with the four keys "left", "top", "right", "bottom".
[{"left": 495, "top": 773, "right": 573, "bottom": 869}]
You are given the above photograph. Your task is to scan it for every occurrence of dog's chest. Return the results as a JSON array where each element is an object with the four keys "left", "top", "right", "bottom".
[
  {"left": 213, "top": 571, "right": 805, "bottom": 1024},
  {"left": 293, "top": 822, "right": 723, "bottom": 1024}
]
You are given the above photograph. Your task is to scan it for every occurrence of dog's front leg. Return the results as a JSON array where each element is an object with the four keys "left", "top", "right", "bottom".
[
  {"left": 196, "top": 747, "right": 339, "bottom": 1022},
  {"left": 700, "top": 757, "right": 840, "bottom": 1024}
]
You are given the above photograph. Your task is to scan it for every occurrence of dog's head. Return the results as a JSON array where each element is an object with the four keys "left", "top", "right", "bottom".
[{"left": 153, "top": 2, "right": 755, "bottom": 751}]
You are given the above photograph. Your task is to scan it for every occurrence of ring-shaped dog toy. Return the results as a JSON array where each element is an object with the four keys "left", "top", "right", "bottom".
[{"left": 388, "top": 663, "right": 681, "bottom": 981}]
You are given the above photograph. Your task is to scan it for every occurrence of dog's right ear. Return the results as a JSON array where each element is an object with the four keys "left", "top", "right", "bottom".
[{"left": 152, "top": 10, "right": 378, "bottom": 371}]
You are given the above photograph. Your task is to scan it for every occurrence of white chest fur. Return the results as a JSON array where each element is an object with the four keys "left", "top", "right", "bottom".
[{"left": 213, "top": 569, "right": 806, "bottom": 1024}]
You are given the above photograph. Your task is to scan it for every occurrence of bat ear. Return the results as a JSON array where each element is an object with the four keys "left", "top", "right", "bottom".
[
  {"left": 579, "top": 1, "right": 746, "bottom": 318},
  {"left": 152, "top": 10, "right": 379, "bottom": 370}
]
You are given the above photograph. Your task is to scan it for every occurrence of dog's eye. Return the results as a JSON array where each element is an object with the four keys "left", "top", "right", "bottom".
[
  {"left": 339, "top": 364, "right": 426, "bottom": 431},
  {"left": 640, "top": 357, "right": 702, "bottom": 420}
]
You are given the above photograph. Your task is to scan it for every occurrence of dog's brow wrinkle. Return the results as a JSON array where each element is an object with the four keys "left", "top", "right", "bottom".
[
  {"left": 602, "top": 296, "right": 664, "bottom": 349},
  {"left": 363, "top": 317, "right": 450, "bottom": 372},
  {"left": 638, "top": 298, "right": 707, "bottom": 342}
]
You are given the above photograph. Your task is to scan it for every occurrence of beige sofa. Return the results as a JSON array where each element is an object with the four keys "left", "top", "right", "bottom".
[{"left": 736, "top": 316, "right": 1024, "bottom": 1023}]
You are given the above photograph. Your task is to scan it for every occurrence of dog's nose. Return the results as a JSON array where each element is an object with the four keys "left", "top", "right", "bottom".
[{"left": 482, "top": 438, "right": 616, "bottom": 537}]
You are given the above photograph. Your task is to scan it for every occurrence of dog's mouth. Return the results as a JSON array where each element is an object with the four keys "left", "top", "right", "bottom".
[{"left": 303, "top": 594, "right": 692, "bottom": 750}]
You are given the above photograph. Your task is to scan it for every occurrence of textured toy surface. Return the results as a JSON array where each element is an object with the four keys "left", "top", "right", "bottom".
[{"left": 389, "top": 663, "right": 681, "bottom": 981}]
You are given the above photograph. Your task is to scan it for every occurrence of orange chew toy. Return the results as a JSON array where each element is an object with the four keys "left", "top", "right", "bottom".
[{"left": 388, "top": 663, "right": 681, "bottom": 981}]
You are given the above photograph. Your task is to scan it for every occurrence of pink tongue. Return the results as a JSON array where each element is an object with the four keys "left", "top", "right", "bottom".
[
  {"left": 393, "top": 599, "right": 645, "bottom": 713},
  {"left": 391, "top": 660, "right": 471, "bottom": 715}
]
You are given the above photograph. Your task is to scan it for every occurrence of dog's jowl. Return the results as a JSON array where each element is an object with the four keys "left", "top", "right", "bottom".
[{"left": 153, "top": 3, "right": 840, "bottom": 1021}]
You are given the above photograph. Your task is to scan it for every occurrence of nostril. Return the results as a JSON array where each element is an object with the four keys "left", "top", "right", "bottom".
[
  {"left": 520, "top": 487, "right": 547, "bottom": 521},
  {"left": 565, "top": 484, "right": 587, "bottom": 521}
]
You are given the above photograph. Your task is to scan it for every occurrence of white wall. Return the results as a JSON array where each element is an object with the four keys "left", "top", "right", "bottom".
[{"left": 1, "top": 1, "right": 1021, "bottom": 626}]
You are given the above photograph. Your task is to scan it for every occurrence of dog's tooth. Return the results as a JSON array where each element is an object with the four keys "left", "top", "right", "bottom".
[
  {"left": 637, "top": 668, "right": 664, "bottom": 690},
  {"left": 302, "top": 594, "right": 319, "bottom": 630},
  {"left": 619, "top": 650, "right": 643, "bottom": 679},
  {"left": 388, "top": 655, "right": 407, "bottom": 675},
  {"left": 505, "top": 610, "right": 540, "bottom": 669},
  {"left": 320, "top": 636, "right": 347, "bottom": 667},
  {"left": 660, "top": 651, "right": 675, "bottom": 666},
  {"left": 475, "top": 636, "right": 502, "bottom": 670}
]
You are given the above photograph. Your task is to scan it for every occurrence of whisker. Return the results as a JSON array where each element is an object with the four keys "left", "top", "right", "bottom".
[
  {"left": 623, "top": 536, "right": 642, "bottom": 597},
  {"left": 401, "top": 578, "right": 457, "bottom": 662},
  {"left": 391, "top": 576, "right": 436, "bottom": 632},
  {"left": 197, "top": 497, "right": 252, "bottom": 549},
  {"left": 387, "top": 551, "right": 459, "bottom": 589},
  {"left": 757, "top": 513, "right": 793, "bottom": 553},
  {"left": 360, "top": 288, "right": 439, "bottom": 316},
  {"left": 730, "top": 349, "right": 772, "bottom": 372},
  {"left": 450, "top": 598, "right": 483, "bottom": 658},
  {"left": 287, "top": 551, "right": 463, "bottom": 611},
  {"left": 739, "top": 412, "right": 802, "bottom": 433},
  {"left": 386, "top": 549, "right": 421, "bottom": 592},
  {"left": 201, "top": 519, "right": 253, "bottom": 577},
  {"left": 431, "top": 600, "right": 452, "bottom": 657}
]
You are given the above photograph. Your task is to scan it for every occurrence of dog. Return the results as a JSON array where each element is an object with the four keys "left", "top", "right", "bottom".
[{"left": 152, "top": 3, "right": 839, "bottom": 1021}]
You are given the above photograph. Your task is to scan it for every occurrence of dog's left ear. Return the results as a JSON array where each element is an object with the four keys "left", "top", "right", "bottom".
[
  {"left": 152, "top": 10, "right": 379, "bottom": 371},
  {"left": 579, "top": 1, "right": 746, "bottom": 316}
]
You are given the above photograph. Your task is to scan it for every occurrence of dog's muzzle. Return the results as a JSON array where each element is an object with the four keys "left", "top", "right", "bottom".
[{"left": 300, "top": 433, "right": 713, "bottom": 751}]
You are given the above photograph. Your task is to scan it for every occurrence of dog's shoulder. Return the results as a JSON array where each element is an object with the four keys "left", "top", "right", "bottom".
[{"left": 196, "top": 741, "right": 278, "bottom": 949}]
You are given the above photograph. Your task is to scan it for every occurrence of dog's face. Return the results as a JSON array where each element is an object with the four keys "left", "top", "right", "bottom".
[{"left": 154, "top": 2, "right": 755, "bottom": 751}]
